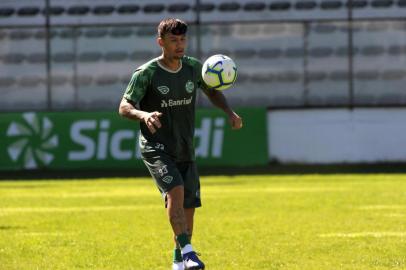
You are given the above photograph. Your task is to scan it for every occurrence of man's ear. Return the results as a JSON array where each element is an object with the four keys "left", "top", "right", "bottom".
[{"left": 157, "top": 37, "right": 164, "bottom": 47}]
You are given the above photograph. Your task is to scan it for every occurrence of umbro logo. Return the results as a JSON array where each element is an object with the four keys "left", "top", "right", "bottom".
[
  {"left": 162, "top": 175, "right": 173, "bottom": 184},
  {"left": 157, "top": 85, "right": 170, "bottom": 94}
]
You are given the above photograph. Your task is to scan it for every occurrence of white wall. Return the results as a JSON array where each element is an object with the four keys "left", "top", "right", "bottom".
[{"left": 267, "top": 108, "right": 406, "bottom": 164}]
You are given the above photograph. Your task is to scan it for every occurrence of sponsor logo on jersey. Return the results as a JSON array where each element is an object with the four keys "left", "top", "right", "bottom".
[
  {"left": 161, "top": 96, "right": 193, "bottom": 108},
  {"left": 162, "top": 175, "right": 173, "bottom": 184},
  {"left": 185, "top": 80, "right": 194, "bottom": 93},
  {"left": 161, "top": 100, "right": 168, "bottom": 107},
  {"left": 157, "top": 85, "right": 170, "bottom": 94}
]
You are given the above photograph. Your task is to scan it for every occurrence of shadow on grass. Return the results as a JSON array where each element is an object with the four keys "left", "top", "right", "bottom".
[
  {"left": 1, "top": 163, "right": 406, "bottom": 181},
  {"left": 0, "top": 226, "right": 26, "bottom": 230}
]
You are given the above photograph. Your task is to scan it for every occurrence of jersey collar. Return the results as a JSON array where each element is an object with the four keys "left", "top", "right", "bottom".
[{"left": 157, "top": 57, "right": 183, "bottom": 73}]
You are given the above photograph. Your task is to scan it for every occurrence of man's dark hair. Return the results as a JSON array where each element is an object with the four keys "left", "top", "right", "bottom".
[{"left": 158, "top": 18, "right": 188, "bottom": 38}]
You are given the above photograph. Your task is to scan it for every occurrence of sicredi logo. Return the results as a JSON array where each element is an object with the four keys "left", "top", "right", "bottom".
[
  {"left": 67, "top": 117, "right": 225, "bottom": 161},
  {"left": 6, "top": 114, "right": 226, "bottom": 168},
  {"left": 6, "top": 112, "right": 58, "bottom": 169},
  {"left": 195, "top": 117, "right": 225, "bottom": 158},
  {"left": 68, "top": 120, "right": 142, "bottom": 161}
]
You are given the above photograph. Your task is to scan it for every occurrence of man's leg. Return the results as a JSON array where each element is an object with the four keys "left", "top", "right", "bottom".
[
  {"left": 172, "top": 241, "right": 183, "bottom": 270},
  {"left": 167, "top": 185, "right": 187, "bottom": 235},
  {"left": 167, "top": 186, "right": 204, "bottom": 269},
  {"left": 166, "top": 185, "right": 193, "bottom": 256},
  {"left": 172, "top": 207, "right": 195, "bottom": 269},
  {"left": 184, "top": 208, "right": 195, "bottom": 240},
  {"left": 168, "top": 186, "right": 187, "bottom": 270},
  {"left": 175, "top": 161, "right": 204, "bottom": 270},
  {"left": 142, "top": 156, "right": 192, "bottom": 269}
]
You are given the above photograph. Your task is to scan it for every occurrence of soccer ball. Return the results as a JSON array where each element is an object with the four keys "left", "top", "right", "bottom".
[{"left": 201, "top": 54, "right": 237, "bottom": 90}]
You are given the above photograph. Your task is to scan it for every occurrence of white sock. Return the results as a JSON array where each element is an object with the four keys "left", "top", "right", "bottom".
[
  {"left": 172, "top": 261, "right": 184, "bottom": 270},
  {"left": 181, "top": 244, "right": 194, "bottom": 255}
]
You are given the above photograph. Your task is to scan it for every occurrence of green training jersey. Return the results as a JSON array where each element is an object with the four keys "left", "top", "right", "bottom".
[{"left": 123, "top": 55, "right": 210, "bottom": 162}]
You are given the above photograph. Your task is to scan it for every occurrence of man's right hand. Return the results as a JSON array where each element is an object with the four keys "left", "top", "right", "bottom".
[{"left": 142, "top": 111, "right": 163, "bottom": 134}]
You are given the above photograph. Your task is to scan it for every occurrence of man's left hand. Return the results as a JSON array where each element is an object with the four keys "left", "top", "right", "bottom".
[{"left": 228, "top": 112, "right": 243, "bottom": 130}]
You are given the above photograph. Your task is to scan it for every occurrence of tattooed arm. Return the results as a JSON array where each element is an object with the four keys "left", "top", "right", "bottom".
[
  {"left": 118, "top": 98, "right": 162, "bottom": 134},
  {"left": 202, "top": 88, "right": 243, "bottom": 129}
]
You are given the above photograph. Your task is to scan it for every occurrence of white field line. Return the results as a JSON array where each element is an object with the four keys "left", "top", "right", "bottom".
[
  {"left": 359, "top": 205, "right": 406, "bottom": 210},
  {"left": 0, "top": 205, "right": 159, "bottom": 213},
  {"left": 319, "top": 232, "right": 406, "bottom": 238}
]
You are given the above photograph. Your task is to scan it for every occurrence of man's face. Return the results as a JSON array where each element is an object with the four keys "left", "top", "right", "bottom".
[{"left": 158, "top": 33, "right": 187, "bottom": 59}]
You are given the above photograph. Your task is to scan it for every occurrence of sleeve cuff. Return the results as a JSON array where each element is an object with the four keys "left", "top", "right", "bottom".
[{"left": 123, "top": 94, "right": 137, "bottom": 103}]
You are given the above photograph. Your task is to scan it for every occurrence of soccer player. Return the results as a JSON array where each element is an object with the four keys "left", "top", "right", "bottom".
[{"left": 118, "top": 18, "right": 243, "bottom": 270}]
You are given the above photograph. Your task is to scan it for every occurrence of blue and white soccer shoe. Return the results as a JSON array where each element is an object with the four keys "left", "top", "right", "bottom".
[{"left": 183, "top": 252, "right": 205, "bottom": 270}]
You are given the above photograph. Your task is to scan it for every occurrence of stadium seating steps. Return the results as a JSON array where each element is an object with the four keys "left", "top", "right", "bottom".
[
  {"left": 1, "top": 1, "right": 406, "bottom": 109},
  {"left": 0, "top": 1, "right": 404, "bottom": 19}
]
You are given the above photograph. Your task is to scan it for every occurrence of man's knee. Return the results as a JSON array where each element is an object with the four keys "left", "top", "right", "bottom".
[{"left": 167, "top": 185, "right": 184, "bottom": 206}]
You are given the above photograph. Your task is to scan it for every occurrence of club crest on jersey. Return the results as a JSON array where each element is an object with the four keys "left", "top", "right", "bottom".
[
  {"left": 185, "top": 80, "right": 194, "bottom": 93},
  {"left": 157, "top": 85, "right": 170, "bottom": 94}
]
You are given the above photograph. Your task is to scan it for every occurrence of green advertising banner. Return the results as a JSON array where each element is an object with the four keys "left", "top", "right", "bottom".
[{"left": 0, "top": 108, "right": 267, "bottom": 171}]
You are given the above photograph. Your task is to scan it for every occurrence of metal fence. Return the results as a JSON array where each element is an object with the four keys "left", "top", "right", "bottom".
[{"left": 1, "top": 0, "right": 406, "bottom": 111}]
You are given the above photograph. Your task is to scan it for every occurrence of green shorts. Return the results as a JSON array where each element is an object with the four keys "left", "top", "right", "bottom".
[{"left": 142, "top": 152, "right": 201, "bottom": 209}]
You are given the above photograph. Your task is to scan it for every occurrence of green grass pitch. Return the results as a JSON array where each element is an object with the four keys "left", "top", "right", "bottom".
[{"left": 1, "top": 174, "right": 406, "bottom": 269}]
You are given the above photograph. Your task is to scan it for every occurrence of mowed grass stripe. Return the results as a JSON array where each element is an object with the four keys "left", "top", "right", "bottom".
[
  {"left": 359, "top": 205, "right": 406, "bottom": 210},
  {"left": 0, "top": 186, "right": 347, "bottom": 199},
  {"left": 0, "top": 205, "right": 160, "bottom": 213},
  {"left": 0, "top": 190, "right": 158, "bottom": 198},
  {"left": 319, "top": 232, "right": 406, "bottom": 238}
]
